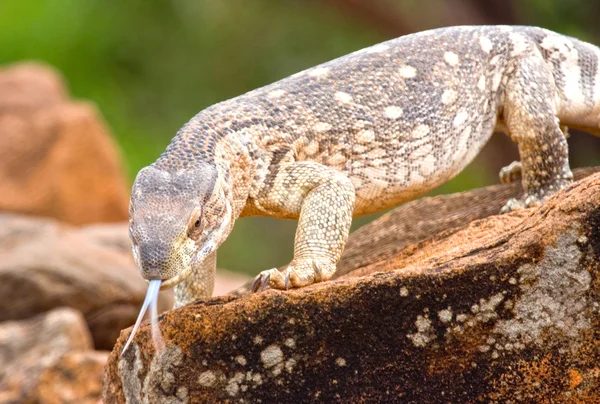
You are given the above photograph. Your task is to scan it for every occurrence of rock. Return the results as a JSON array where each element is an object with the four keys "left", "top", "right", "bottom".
[
  {"left": 0, "top": 62, "right": 129, "bottom": 225},
  {"left": 29, "top": 351, "right": 109, "bottom": 404},
  {"left": 0, "top": 307, "right": 92, "bottom": 376},
  {"left": 0, "top": 214, "right": 173, "bottom": 350},
  {"left": 0, "top": 307, "right": 107, "bottom": 403},
  {"left": 0, "top": 62, "right": 67, "bottom": 111},
  {"left": 104, "top": 172, "right": 600, "bottom": 403}
]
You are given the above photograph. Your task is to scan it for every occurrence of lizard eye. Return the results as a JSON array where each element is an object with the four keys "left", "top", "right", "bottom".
[{"left": 187, "top": 208, "right": 203, "bottom": 240}]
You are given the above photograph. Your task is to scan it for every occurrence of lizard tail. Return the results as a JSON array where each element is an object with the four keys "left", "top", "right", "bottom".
[{"left": 121, "top": 279, "right": 164, "bottom": 355}]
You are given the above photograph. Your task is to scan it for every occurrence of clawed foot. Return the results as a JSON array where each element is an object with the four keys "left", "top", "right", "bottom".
[
  {"left": 499, "top": 162, "right": 574, "bottom": 214},
  {"left": 500, "top": 179, "right": 572, "bottom": 214},
  {"left": 251, "top": 258, "right": 336, "bottom": 292},
  {"left": 500, "top": 194, "right": 542, "bottom": 214},
  {"left": 499, "top": 161, "right": 522, "bottom": 184}
]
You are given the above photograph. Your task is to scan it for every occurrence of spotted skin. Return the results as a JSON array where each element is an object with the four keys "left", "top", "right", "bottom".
[{"left": 129, "top": 25, "right": 600, "bottom": 307}]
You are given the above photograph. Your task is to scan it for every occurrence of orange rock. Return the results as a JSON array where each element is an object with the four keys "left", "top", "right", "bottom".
[{"left": 0, "top": 62, "right": 129, "bottom": 225}]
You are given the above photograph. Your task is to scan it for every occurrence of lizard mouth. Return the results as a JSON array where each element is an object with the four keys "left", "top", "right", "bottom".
[{"left": 159, "top": 266, "right": 194, "bottom": 290}]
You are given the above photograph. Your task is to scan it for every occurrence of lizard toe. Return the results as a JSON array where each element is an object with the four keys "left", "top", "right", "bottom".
[
  {"left": 281, "top": 258, "right": 336, "bottom": 289},
  {"left": 253, "top": 259, "right": 337, "bottom": 291},
  {"left": 499, "top": 161, "right": 522, "bottom": 184},
  {"left": 500, "top": 197, "right": 527, "bottom": 214},
  {"left": 252, "top": 269, "right": 280, "bottom": 293}
]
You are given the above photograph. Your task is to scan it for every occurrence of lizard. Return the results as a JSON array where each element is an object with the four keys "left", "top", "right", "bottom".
[{"left": 122, "top": 25, "right": 600, "bottom": 354}]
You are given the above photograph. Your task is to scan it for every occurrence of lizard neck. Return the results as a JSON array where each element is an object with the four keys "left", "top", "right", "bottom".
[{"left": 155, "top": 108, "right": 259, "bottom": 220}]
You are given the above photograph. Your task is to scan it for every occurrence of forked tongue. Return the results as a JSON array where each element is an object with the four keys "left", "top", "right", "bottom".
[{"left": 121, "top": 280, "right": 165, "bottom": 355}]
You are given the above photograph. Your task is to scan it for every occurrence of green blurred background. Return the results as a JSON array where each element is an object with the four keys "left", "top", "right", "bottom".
[{"left": 2, "top": 0, "right": 600, "bottom": 275}]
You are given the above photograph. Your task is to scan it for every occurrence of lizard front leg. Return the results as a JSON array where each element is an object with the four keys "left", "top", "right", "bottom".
[
  {"left": 252, "top": 161, "right": 355, "bottom": 291},
  {"left": 173, "top": 251, "right": 216, "bottom": 308}
]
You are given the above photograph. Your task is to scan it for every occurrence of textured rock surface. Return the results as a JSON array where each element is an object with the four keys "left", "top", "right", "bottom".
[
  {"left": 0, "top": 307, "right": 107, "bottom": 403},
  {"left": 0, "top": 214, "right": 173, "bottom": 350},
  {"left": 0, "top": 62, "right": 129, "bottom": 225},
  {"left": 28, "top": 351, "right": 109, "bottom": 404},
  {"left": 105, "top": 172, "right": 600, "bottom": 403}
]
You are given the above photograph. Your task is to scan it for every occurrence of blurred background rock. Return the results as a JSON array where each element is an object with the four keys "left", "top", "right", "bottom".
[{"left": 1, "top": 0, "right": 600, "bottom": 401}]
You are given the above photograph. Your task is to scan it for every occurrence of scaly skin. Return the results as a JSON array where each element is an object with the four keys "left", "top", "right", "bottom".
[{"left": 129, "top": 26, "right": 600, "bottom": 309}]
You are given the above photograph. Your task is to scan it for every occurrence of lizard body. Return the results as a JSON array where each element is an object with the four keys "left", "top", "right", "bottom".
[{"left": 129, "top": 25, "right": 600, "bottom": 318}]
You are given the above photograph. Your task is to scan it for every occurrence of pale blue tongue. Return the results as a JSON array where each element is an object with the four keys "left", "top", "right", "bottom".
[{"left": 121, "top": 280, "right": 164, "bottom": 355}]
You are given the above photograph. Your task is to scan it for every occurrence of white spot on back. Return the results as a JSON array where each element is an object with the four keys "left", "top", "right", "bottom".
[
  {"left": 384, "top": 106, "right": 403, "bottom": 119},
  {"left": 509, "top": 33, "right": 530, "bottom": 56},
  {"left": 479, "top": 36, "right": 492, "bottom": 54},
  {"left": 334, "top": 91, "right": 352, "bottom": 104},
  {"left": 410, "top": 124, "right": 430, "bottom": 139},
  {"left": 453, "top": 110, "right": 468, "bottom": 127},
  {"left": 441, "top": 89, "right": 457, "bottom": 105},
  {"left": 267, "top": 89, "right": 285, "bottom": 99},
  {"left": 308, "top": 67, "right": 329, "bottom": 77},
  {"left": 399, "top": 65, "right": 417, "bottom": 78},
  {"left": 540, "top": 34, "right": 569, "bottom": 54},
  {"left": 420, "top": 154, "right": 437, "bottom": 176},
  {"left": 444, "top": 51, "right": 459, "bottom": 66},
  {"left": 367, "top": 43, "right": 389, "bottom": 54},
  {"left": 313, "top": 122, "right": 332, "bottom": 132},
  {"left": 355, "top": 129, "right": 375, "bottom": 144}
]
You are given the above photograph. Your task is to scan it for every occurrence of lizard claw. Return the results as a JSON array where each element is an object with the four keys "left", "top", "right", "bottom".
[
  {"left": 313, "top": 261, "right": 323, "bottom": 282},
  {"left": 251, "top": 259, "right": 336, "bottom": 291},
  {"left": 284, "top": 269, "right": 291, "bottom": 290},
  {"left": 251, "top": 275, "right": 262, "bottom": 293},
  {"left": 261, "top": 273, "right": 271, "bottom": 290},
  {"left": 251, "top": 271, "right": 273, "bottom": 293}
]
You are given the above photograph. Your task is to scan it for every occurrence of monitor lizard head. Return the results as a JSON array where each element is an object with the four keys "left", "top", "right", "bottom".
[
  {"left": 122, "top": 162, "right": 232, "bottom": 355},
  {"left": 128, "top": 163, "right": 232, "bottom": 289}
]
